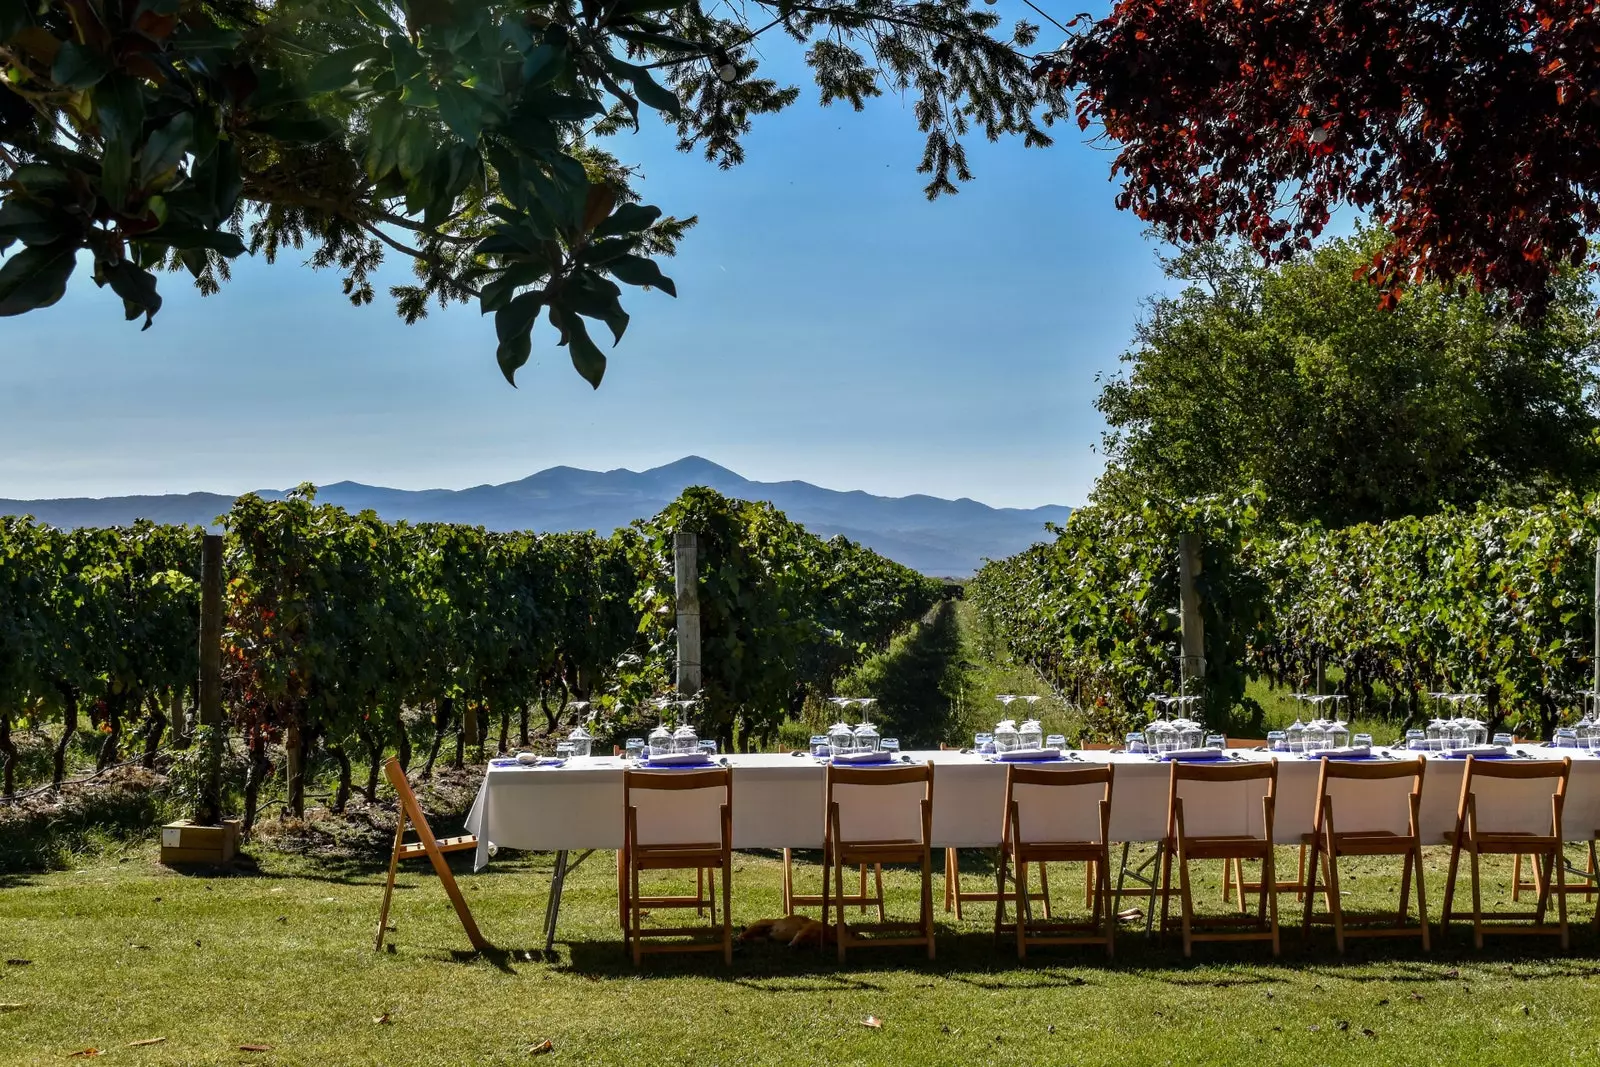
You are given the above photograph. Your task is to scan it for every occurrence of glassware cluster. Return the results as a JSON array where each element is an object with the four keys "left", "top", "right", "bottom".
[
  {"left": 1407, "top": 693, "right": 1489, "bottom": 751},
  {"left": 1134, "top": 695, "right": 1206, "bottom": 755},
  {"left": 1269, "top": 694, "right": 1354, "bottom": 753},
  {"left": 824, "top": 697, "right": 894, "bottom": 756},
  {"left": 981, "top": 695, "right": 1052, "bottom": 753}
]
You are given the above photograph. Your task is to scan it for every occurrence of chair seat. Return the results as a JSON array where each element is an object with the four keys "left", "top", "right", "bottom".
[
  {"left": 1444, "top": 830, "right": 1560, "bottom": 853},
  {"left": 1015, "top": 841, "right": 1105, "bottom": 862},
  {"left": 635, "top": 845, "right": 726, "bottom": 868},
  {"left": 1180, "top": 835, "right": 1272, "bottom": 860},
  {"left": 397, "top": 834, "right": 477, "bottom": 858},
  {"left": 834, "top": 841, "right": 926, "bottom": 864},
  {"left": 1325, "top": 831, "right": 1421, "bottom": 856}
]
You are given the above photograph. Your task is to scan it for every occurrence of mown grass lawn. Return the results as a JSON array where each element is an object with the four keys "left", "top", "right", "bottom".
[{"left": 6, "top": 839, "right": 1600, "bottom": 1066}]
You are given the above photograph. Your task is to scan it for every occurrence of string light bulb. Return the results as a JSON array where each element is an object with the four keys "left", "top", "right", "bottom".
[
  {"left": 717, "top": 61, "right": 738, "bottom": 83},
  {"left": 1309, "top": 125, "right": 1330, "bottom": 144}
]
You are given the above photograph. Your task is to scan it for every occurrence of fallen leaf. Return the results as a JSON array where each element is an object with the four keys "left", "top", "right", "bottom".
[
  {"left": 129, "top": 944, "right": 150, "bottom": 951},
  {"left": 66, "top": 1050, "right": 101, "bottom": 1058},
  {"left": 5, "top": 959, "right": 31, "bottom": 966},
  {"left": 1521, "top": 1004, "right": 1530, "bottom": 1016},
  {"left": 1409, "top": 993, "right": 1425, "bottom": 1001},
  {"left": 527, "top": 1039, "right": 555, "bottom": 1055},
  {"left": 0, "top": 1004, "right": 25, "bottom": 1012},
  {"left": 276, "top": 917, "right": 288, "bottom": 924},
  {"left": 1377, "top": 998, "right": 1389, "bottom": 1006},
  {"left": 1444, "top": 968, "right": 1460, "bottom": 979},
  {"left": 373, "top": 1013, "right": 392, "bottom": 1025},
  {"left": 1307, "top": 1025, "right": 1321, "bottom": 1033},
  {"left": 1047, "top": 1024, "right": 1056, "bottom": 1035},
  {"left": 1362, "top": 1028, "right": 1377, "bottom": 1038},
  {"left": 127, "top": 1038, "right": 166, "bottom": 1047},
  {"left": 238, "top": 1045, "right": 273, "bottom": 1052},
  {"left": 1334, "top": 1021, "right": 1349, "bottom": 1031},
  {"left": 152, "top": 897, "right": 161, "bottom": 903},
  {"left": 861, "top": 1016, "right": 883, "bottom": 1029}
]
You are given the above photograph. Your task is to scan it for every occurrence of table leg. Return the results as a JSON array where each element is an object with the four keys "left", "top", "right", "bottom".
[{"left": 543, "top": 850, "right": 569, "bottom": 954}]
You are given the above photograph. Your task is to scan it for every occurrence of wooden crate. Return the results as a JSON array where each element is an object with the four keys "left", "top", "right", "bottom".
[{"left": 159, "top": 819, "right": 242, "bottom": 866}]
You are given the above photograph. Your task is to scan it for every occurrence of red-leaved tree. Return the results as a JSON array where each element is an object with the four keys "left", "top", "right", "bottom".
[{"left": 1052, "top": 0, "right": 1600, "bottom": 314}]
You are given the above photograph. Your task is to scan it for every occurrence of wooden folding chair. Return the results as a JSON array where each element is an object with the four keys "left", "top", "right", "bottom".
[
  {"left": 995, "top": 764, "right": 1115, "bottom": 959},
  {"left": 1161, "top": 759, "right": 1280, "bottom": 957},
  {"left": 1302, "top": 756, "right": 1429, "bottom": 952},
  {"left": 1442, "top": 756, "right": 1571, "bottom": 950},
  {"left": 822, "top": 762, "right": 936, "bottom": 961},
  {"left": 376, "top": 756, "right": 487, "bottom": 952},
  {"left": 620, "top": 767, "right": 734, "bottom": 965}
]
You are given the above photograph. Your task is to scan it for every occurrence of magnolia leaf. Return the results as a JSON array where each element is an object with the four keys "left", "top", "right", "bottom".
[
  {"left": 0, "top": 241, "right": 78, "bottom": 316},
  {"left": 51, "top": 41, "right": 109, "bottom": 90},
  {"left": 606, "top": 253, "right": 677, "bottom": 297}
]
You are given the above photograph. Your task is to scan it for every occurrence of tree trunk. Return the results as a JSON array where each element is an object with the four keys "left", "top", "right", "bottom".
[
  {"left": 170, "top": 686, "right": 190, "bottom": 750},
  {"left": 285, "top": 714, "right": 305, "bottom": 818},
  {"left": 242, "top": 727, "right": 272, "bottom": 838},
  {"left": 393, "top": 707, "right": 412, "bottom": 775},
  {"left": 423, "top": 697, "right": 452, "bottom": 778},
  {"left": 497, "top": 702, "right": 509, "bottom": 755},
  {"left": 97, "top": 692, "right": 124, "bottom": 771},
  {"left": 359, "top": 718, "right": 383, "bottom": 802},
  {"left": 52, "top": 685, "right": 78, "bottom": 790},
  {"left": 452, "top": 712, "right": 465, "bottom": 770},
  {"left": 141, "top": 693, "right": 167, "bottom": 769},
  {"left": 518, "top": 702, "right": 529, "bottom": 746},
  {"left": 0, "top": 710, "right": 15, "bottom": 798},
  {"left": 330, "top": 742, "right": 352, "bottom": 813},
  {"left": 463, "top": 702, "right": 479, "bottom": 764}
]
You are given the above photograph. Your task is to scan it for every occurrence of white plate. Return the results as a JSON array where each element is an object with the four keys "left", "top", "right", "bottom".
[
  {"left": 994, "top": 748, "right": 1066, "bottom": 762},
  {"left": 827, "top": 751, "right": 897, "bottom": 765},
  {"left": 642, "top": 752, "right": 714, "bottom": 767}
]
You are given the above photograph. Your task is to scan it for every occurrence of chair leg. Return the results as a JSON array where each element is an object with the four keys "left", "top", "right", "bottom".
[
  {"left": 1556, "top": 846, "right": 1570, "bottom": 950},
  {"left": 1159, "top": 842, "right": 1174, "bottom": 942},
  {"left": 1017, "top": 857, "right": 1029, "bottom": 960},
  {"left": 1512, "top": 852, "right": 1525, "bottom": 903},
  {"left": 1468, "top": 842, "right": 1484, "bottom": 950},
  {"left": 1221, "top": 855, "right": 1235, "bottom": 904},
  {"left": 1176, "top": 843, "right": 1194, "bottom": 958},
  {"left": 782, "top": 848, "right": 793, "bottom": 915},
  {"left": 923, "top": 848, "right": 936, "bottom": 961},
  {"left": 1414, "top": 842, "right": 1430, "bottom": 951},
  {"left": 722, "top": 855, "right": 733, "bottom": 966},
  {"left": 1326, "top": 848, "right": 1346, "bottom": 955},
  {"left": 1100, "top": 851, "right": 1116, "bottom": 959},
  {"left": 1301, "top": 844, "right": 1320, "bottom": 941},
  {"left": 1295, "top": 844, "right": 1307, "bottom": 902},
  {"left": 1441, "top": 836, "right": 1462, "bottom": 942},
  {"left": 835, "top": 848, "right": 848, "bottom": 964},
  {"left": 819, "top": 847, "right": 831, "bottom": 953},
  {"left": 1039, "top": 862, "right": 1053, "bottom": 919},
  {"left": 994, "top": 847, "right": 1009, "bottom": 945},
  {"left": 1085, "top": 859, "right": 1094, "bottom": 908},
  {"left": 875, "top": 864, "right": 887, "bottom": 922},
  {"left": 1265, "top": 847, "right": 1280, "bottom": 957},
  {"left": 697, "top": 867, "right": 706, "bottom": 917},
  {"left": 630, "top": 854, "right": 643, "bottom": 967},
  {"left": 945, "top": 848, "right": 959, "bottom": 916},
  {"left": 376, "top": 812, "right": 409, "bottom": 953},
  {"left": 1397, "top": 847, "right": 1414, "bottom": 924}
]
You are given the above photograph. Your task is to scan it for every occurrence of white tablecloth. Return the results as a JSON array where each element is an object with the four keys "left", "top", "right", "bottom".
[{"left": 463, "top": 747, "right": 1600, "bottom": 870}]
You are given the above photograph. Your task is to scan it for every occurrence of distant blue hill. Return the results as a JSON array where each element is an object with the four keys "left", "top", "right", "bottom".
[{"left": 0, "top": 456, "right": 1071, "bottom": 577}]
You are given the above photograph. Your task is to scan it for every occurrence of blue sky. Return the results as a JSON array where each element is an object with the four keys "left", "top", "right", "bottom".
[{"left": 0, "top": 20, "right": 1173, "bottom": 510}]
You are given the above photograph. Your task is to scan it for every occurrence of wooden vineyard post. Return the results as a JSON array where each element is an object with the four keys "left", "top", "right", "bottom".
[
  {"left": 197, "top": 533, "right": 225, "bottom": 826},
  {"left": 674, "top": 529, "right": 701, "bottom": 697},
  {"left": 1177, "top": 533, "right": 1205, "bottom": 695},
  {"left": 1593, "top": 540, "right": 1599, "bottom": 706}
]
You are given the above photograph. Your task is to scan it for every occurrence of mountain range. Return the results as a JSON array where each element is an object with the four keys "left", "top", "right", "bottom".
[{"left": 0, "top": 457, "right": 1071, "bottom": 576}]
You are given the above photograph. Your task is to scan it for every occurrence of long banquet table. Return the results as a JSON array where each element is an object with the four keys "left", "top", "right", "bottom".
[
  {"left": 467, "top": 747, "right": 1600, "bottom": 947},
  {"left": 465, "top": 746, "right": 1600, "bottom": 872}
]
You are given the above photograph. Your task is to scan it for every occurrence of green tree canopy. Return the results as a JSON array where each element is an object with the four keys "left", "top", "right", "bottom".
[
  {"left": 0, "top": 0, "right": 1063, "bottom": 387},
  {"left": 1093, "top": 232, "right": 1600, "bottom": 527}
]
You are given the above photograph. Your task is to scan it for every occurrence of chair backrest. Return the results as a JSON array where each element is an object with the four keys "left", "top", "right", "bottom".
[
  {"left": 827, "top": 762, "right": 933, "bottom": 844},
  {"left": 1314, "top": 756, "right": 1424, "bottom": 837},
  {"left": 1005, "top": 764, "right": 1113, "bottom": 845},
  {"left": 1225, "top": 738, "right": 1263, "bottom": 749},
  {"left": 1079, "top": 741, "right": 1119, "bottom": 751},
  {"left": 1459, "top": 756, "right": 1571, "bottom": 836},
  {"left": 1167, "top": 759, "right": 1278, "bottom": 839},
  {"left": 384, "top": 757, "right": 435, "bottom": 840},
  {"left": 624, "top": 768, "right": 732, "bottom": 847}
]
